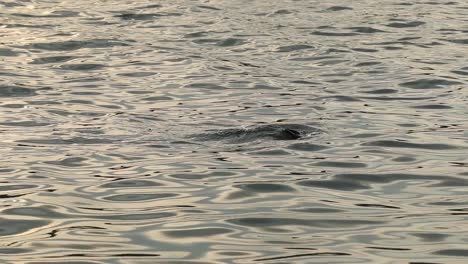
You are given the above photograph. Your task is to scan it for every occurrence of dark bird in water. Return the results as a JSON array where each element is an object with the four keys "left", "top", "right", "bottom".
[{"left": 189, "top": 123, "right": 320, "bottom": 143}]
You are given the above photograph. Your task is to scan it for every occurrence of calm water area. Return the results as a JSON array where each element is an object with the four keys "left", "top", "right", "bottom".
[{"left": 1, "top": 0, "right": 468, "bottom": 263}]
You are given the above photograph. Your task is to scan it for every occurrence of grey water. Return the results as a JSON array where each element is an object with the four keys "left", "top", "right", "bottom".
[{"left": 0, "top": 0, "right": 467, "bottom": 263}]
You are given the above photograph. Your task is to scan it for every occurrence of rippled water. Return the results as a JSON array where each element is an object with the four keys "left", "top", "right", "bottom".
[{"left": 1, "top": 0, "right": 468, "bottom": 263}]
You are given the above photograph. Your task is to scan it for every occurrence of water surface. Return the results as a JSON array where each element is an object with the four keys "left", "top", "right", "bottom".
[{"left": 1, "top": 0, "right": 468, "bottom": 263}]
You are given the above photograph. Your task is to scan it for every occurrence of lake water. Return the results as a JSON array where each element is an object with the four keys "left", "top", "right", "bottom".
[{"left": 1, "top": 0, "right": 468, "bottom": 263}]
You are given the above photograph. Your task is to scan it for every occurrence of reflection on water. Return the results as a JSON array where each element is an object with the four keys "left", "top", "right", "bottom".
[{"left": 1, "top": 0, "right": 468, "bottom": 263}]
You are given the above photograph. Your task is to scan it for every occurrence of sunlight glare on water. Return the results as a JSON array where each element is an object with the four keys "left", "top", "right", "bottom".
[{"left": 0, "top": 0, "right": 468, "bottom": 263}]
